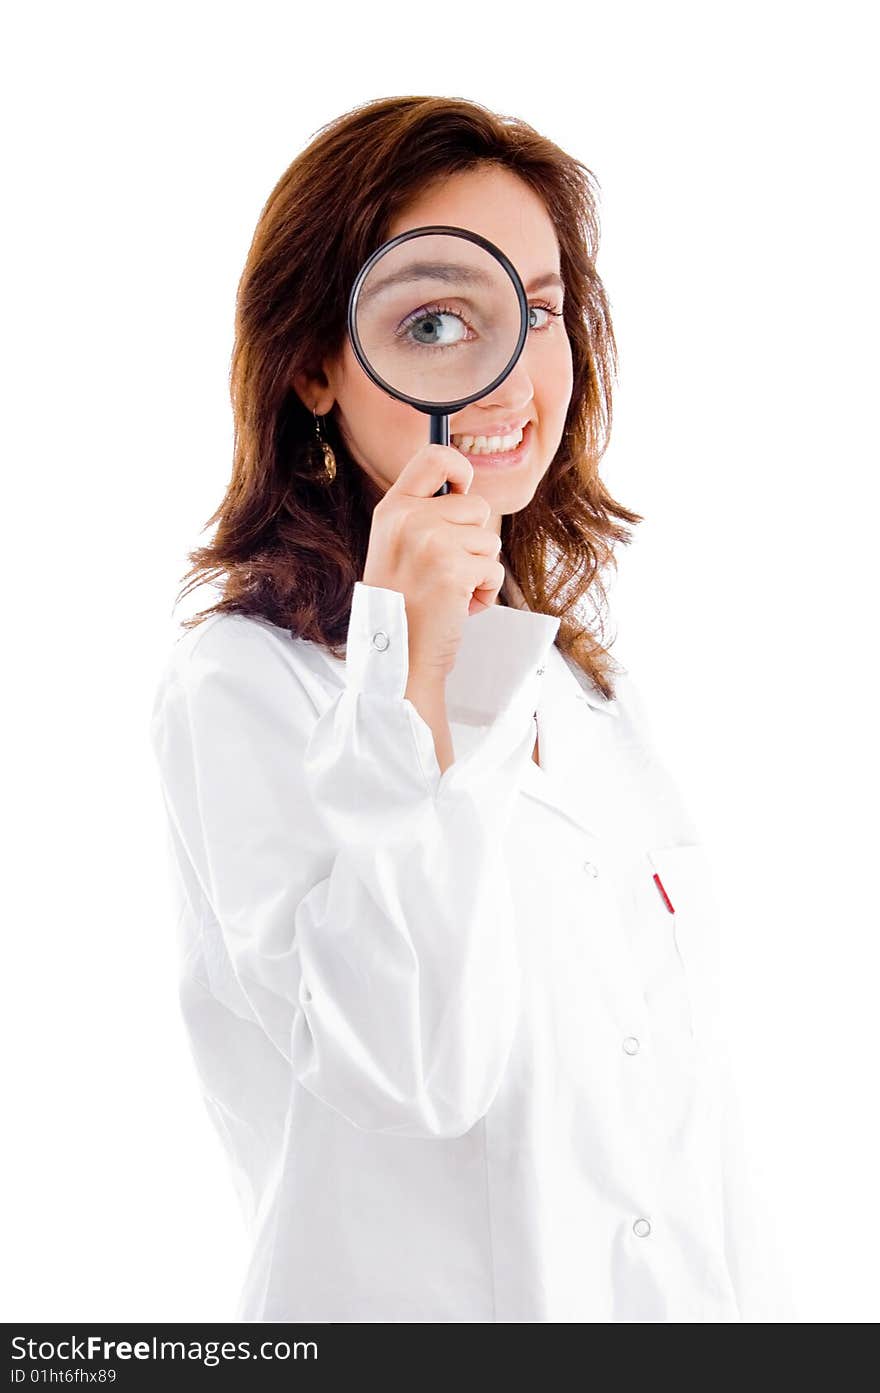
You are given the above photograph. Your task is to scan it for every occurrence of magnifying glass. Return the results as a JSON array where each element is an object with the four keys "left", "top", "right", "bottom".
[{"left": 347, "top": 225, "right": 529, "bottom": 496}]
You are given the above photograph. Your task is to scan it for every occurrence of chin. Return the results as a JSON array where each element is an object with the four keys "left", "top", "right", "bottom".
[{"left": 478, "top": 473, "right": 540, "bottom": 507}]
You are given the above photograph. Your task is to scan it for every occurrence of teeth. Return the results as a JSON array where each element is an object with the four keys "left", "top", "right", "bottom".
[{"left": 451, "top": 424, "right": 525, "bottom": 453}]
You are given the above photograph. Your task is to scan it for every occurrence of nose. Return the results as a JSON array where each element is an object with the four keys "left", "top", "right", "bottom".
[{"left": 452, "top": 358, "right": 535, "bottom": 429}]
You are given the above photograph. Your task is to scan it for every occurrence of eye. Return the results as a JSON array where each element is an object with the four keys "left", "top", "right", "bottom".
[
  {"left": 396, "top": 303, "right": 475, "bottom": 350},
  {"left": 394, "top": 298, "right": 563, "bottom": 352},
  {"left": 529, "top": 300, "right": 564, "bottom": 331}
]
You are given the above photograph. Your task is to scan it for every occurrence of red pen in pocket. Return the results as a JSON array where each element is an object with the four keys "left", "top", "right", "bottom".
[{"left": 646, "top": 853, "right": 675, "bottom": 914}]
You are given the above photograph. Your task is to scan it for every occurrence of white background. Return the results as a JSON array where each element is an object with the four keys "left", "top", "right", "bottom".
[{"left": 3, "top": 0, "right": 876, "bottom": 1323}]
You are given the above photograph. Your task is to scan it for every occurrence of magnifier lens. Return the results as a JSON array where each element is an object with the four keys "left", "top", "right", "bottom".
[{"left": 352, "top": 233, "right": 524, "bottom": 406}]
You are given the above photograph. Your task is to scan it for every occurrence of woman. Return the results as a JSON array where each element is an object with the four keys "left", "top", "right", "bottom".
[{"left": 149, "top": 95, "right": 792, "bottom": 1322}]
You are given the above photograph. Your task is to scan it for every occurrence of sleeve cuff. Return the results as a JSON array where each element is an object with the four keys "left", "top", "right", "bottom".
[{"left": 344, "top": 582, "right": 410, "bottom": 700}]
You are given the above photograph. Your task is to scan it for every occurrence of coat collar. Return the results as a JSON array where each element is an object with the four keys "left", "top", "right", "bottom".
[
  {"left": 318, "top": 563, "right": 623, "bottom": 840},
  {"left": 444, "top": 589, "right": 559, "bottom": 726},
  {"left": 444, "top": 561, "right": 620, "bottom": 724},
  {"left": 445, "top": 560, "right": 623, "bottom": 842}
]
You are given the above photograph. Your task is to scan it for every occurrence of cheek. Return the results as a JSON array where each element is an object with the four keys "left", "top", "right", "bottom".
[
  {"left": 535, "top": 336, "right": 573, "bottom": 431},
  {"left": 552, "top": 332, "right": 574, "bottom": 399},
  {"left": 353, "top": 388, "right": 426, "bottom": 481},
  {"left": 379, "top": 397, "right": 423, "bottom": 455},
  {"left": 338, "top": 346, "right": 424, "bottom": 474}
]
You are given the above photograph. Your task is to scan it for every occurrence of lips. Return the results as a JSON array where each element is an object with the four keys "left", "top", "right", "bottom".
[
  {"left": 450, "top": 416, "right": 531, "bottom": 442},
  {"left": 451, "top": 419, "right": 534, "bottom": 468}
]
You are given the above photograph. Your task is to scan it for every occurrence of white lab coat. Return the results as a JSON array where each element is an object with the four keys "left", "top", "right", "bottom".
[{"left": 149, "top": 569, "right": 795, "bottom": 1322}]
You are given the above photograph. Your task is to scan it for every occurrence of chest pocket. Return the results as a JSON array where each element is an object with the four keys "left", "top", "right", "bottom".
[{"left": 644, "top": 843, "right": 724, "bottom": 1057}]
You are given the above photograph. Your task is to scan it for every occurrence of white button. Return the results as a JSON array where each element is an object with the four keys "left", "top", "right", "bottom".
[
  {"left": 536, "top": 666, "right": 545, "bottom": 676},
  {"left": 582, "top": 860, "right": 599, "bottom": 877},
  {"left": 302, "top": 987, "right": 312, "bottom": 1003},
  {"left": 371, "top": 629, "right": 390, "bottom": 652},
  {"left": 622, "top": 1036, "right": 640, "bottom": 1055},
  {"left": 633, "top": 1218, "right": 651, "bottom": 1238}
]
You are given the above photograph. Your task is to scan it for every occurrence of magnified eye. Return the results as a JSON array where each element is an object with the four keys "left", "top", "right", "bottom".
[{"left": 396, "top": 303, "right": 475, "bottom": 350}]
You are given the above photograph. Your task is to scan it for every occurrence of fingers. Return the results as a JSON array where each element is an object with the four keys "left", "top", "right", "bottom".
[
  {"left": 468, "top": 557, "right": 506, "bottom": 613},
  {"left": 439, "top": 517, "right": 502, "bottom": 556},
  {"left": 392, "top": 444, "right": 474, "bottom": 500}
]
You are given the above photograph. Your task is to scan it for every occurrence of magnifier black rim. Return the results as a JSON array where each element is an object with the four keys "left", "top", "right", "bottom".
[{"left": 347, "top": 224, "right": 530, "bottom": 414}]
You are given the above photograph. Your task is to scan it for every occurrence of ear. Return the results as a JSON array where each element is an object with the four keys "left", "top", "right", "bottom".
[{"left": 292, "top": 365, "right": 334, "bottom": 415}]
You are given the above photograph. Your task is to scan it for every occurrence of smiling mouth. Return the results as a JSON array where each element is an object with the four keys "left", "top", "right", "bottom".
[
  {"left": 450, "top": 419, "right": 534, "bottom": 467},
  {"left": 450, "top": 417, "right": 531, "bottom": 454}
]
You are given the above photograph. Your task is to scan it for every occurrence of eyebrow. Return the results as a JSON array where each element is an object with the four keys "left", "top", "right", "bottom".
[
  {"left": 357, "top": 261, "right": 564, "bottom": 306},
  {"left": 525, "top": 272, "right": 565, "bottom": 294}
]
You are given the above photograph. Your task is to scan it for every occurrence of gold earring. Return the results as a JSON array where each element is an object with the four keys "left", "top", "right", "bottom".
[{"left": 313, "top": 408, "right": 336, "bottom": 483}]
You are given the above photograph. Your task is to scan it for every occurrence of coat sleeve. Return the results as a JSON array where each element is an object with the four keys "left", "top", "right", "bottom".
[{"left": 149, "top": 584, "right": 543, "bottom": 1141}]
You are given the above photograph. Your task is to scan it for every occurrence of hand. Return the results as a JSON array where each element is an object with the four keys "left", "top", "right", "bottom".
[{"left": 362, "top": 444, "right": 503, "bottom": 682}]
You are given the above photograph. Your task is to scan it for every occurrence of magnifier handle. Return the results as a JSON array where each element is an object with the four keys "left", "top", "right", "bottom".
[{"left": 430, "top": 414, "right": 452, "bottom": 497}]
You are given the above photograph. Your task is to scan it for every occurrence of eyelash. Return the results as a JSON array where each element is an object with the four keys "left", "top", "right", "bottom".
[
  {"left": 397, "top": 299, "right": 564, "bottom": 341},
  {"left": 527, "top": 299, "right": 565, "bottom": 327}
]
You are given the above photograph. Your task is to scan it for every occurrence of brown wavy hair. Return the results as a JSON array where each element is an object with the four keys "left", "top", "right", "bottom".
[{"left": 174, "top": 94, "right": 643, "bottom": 698}]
